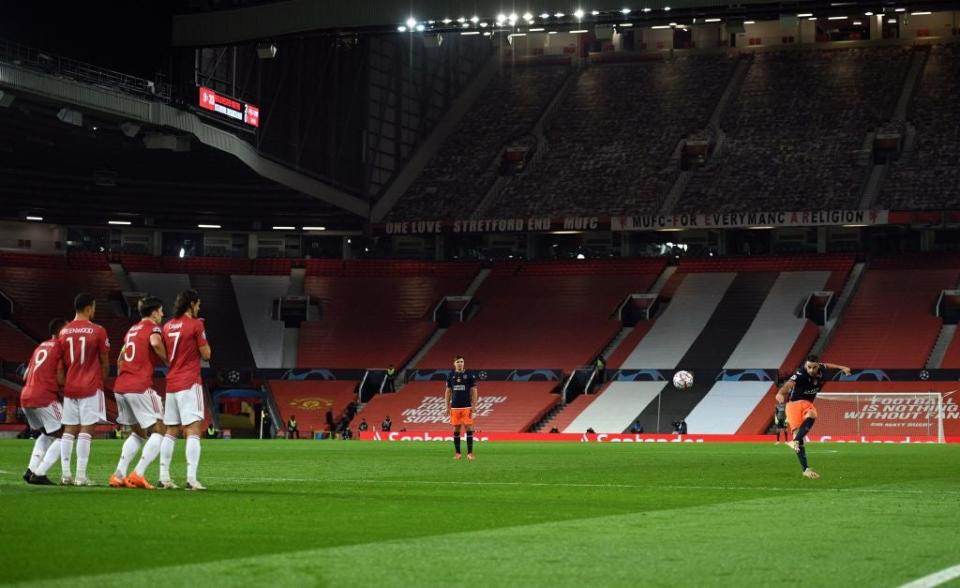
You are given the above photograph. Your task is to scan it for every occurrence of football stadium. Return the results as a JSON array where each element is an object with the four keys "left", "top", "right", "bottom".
[{"left": 1, "top": 0, "right": 960, "bottom": 585}]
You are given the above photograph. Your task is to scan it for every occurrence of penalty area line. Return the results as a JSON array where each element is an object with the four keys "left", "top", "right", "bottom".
[{"left": 898, "top": 563, "right": 960, "bottom": 588}]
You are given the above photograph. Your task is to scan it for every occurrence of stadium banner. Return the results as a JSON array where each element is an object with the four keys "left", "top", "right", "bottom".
[
  {"left": 377, "top": 210, "right": 897, "bottom": 235},
  {"left": 407, "top": 368, "right": 563, "bottom": 382},
  {"left": 610, "top": 209, "right": 888, "bottom": 231},
  {"left": 358, "top": 431, "right": 960, "bottom": 443}
]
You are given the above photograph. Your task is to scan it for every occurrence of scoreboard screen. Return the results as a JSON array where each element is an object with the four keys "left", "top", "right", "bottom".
[{"left": 198, "top": 86, "right": 260, "bottom": 128}]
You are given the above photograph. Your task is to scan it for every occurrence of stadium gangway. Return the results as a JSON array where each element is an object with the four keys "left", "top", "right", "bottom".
[
  {"left": 561, "top": 367, "right": 595, "bottom": 404},
  {"left": 358, "top": 369, "right": 390, "bottom": 403}
]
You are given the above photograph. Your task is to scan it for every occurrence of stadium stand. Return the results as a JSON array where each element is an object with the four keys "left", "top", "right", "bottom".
[
  {"left": 189, "top": 274, "right": 255, "bottom": 368},
  {"left": 268, "top": 380, "right": 358, "bottom": 437},
  {"left": 163, "top": 256, "right": 252, "bottom": 275},
  {"left": 389, "top": 64, "right": 571, "bottom": 221},
  {"left": 823, "top": 256, "right": 960, "bottom": 368},
  {"left": 298, "top": 260, "right": 480, "bottom": 369},
  {"left": 680, "top": 46, "right": 911, "bottom": 213},
  {"left": 127, "top": 272, "right": 192, "bottom": 317},
  {"left": 353, "top": 380, "right": 559, "bottom": 433},
  {"left": 939, "top": 330, "right": 960, "bottom": 369},
  {"left": 628, "top": 272, "right": 778, "bottom": 432},
  {"left": 684, "top": 381, "right": 775, "bottom": 434},
  {"left": 252, "top": 257, "right": 295, "bottom": 276},
  {"left": 67, "top": 251, "right": 111, "bottom": 270},
  {"left": 0, "top": 322, "right": 37, "bottom": 363},
  {"left": 563, "top": 382, "right": 665, "bottom": 433},
  {"left": 724, "top": 271, "right": 833, "bottom": 369},
  {"left": 606, "top": 322, "right": 654, "bottom": 368},
  {"left": 0, "top": 264, "right": 130, "bottom": 356},
  {"left": 0, "top": 380, "right": 20, "bottom": 424},
  {"left": 419, "top": 258, "right": 666, "bottom": 371},
  {"left": 880, "top": 44, "right": 960, "bottom": 209},
  {"left": 621, "top": 272, "right": 735, "bottom": 368},
  {"left": 487, "top": 54, "right": 739, "bottom": 217},
  {"left": 232, "top": 275, "right": 291, "bottom": 368},
  {"left": 119, "top": 254, "right": 164, "bottom": 273}
]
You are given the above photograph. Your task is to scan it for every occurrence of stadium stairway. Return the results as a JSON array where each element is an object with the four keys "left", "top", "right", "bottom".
[
  {"left": 539, "top": 392, "right": 599, "bottom": 433},
  {"left": 189, "top": 274, "right": 256, "bottom": 369}
]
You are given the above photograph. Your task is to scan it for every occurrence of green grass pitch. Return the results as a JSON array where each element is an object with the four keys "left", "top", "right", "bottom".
[{"left": 1, "top": 439, "right": 958, "bottom": 587}]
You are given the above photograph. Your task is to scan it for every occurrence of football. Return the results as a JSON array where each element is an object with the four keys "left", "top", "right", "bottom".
[{"left": 672, "top": 370, "right": 694, "bottom": 390}]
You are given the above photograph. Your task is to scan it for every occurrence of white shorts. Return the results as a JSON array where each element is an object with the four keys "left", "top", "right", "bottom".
[
  {"left": 163, "top": 384, "right": 205, "bottom": 426},
  {"left": 24, "top": 402, "right": 63, "bottom": 434},
  {"left": 116, "top": 389, "right": 164, "bottom": 429},
  {"left": 62, "top": 391, "right": 108, "bottom": 427}
]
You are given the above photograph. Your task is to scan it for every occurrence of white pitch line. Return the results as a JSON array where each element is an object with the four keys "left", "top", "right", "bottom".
[
  {"left": 898, "top": 564, "right": 960, "bottom": 588},
  {"left": 204, "top": 476, "right": 960, "bottom": 496}
]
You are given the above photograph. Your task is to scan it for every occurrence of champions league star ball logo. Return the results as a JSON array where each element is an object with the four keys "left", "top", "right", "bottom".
[
  {"left": 919, "top": 370, "right": 930, "bottom": 381},
  {"left": 479, "top": 371, "right": 488, "bottom": 381}
]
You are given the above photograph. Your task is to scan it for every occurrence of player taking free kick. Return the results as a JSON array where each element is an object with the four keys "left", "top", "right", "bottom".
[{"left": 775, "top": 354, "right": 851, "bottom": 479}]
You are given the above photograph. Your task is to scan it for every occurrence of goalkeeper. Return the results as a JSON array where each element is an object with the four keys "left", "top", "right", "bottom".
[{"left": 775, "top": 354, "right": 851, "bottom": 479}]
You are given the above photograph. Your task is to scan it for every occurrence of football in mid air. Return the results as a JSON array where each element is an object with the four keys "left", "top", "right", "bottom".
[{"left": 672, "top": 370, "right": 694, "bottom": 390}]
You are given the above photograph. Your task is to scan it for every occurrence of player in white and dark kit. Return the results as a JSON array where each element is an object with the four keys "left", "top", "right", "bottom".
[
  {"left": 161, "top": 289, "right": 211, "bottom": 490},
  {"left": 21, "top": 318, "right": 67, "bottom": 485},
  {"left": 58, "top": 293, "right": 111, "bottom": 486},
  {"left": 110, "top": 297, "right": 169, "bottom": 490}
]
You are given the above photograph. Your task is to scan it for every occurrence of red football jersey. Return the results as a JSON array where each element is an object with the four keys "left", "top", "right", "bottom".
[
  {"left": 115, "top": 319, "right": 163, "bottom": 394},
  {"left": 163, "top": 315, "right": 208, "bottom": 393},
  {"left": 20, "top": 338, "right": 62, "bottom": 408},
  {"left": 58, "top": 319, "right": 110, "bottom": 399}
]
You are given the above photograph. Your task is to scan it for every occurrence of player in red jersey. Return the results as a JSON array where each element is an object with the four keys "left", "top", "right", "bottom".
[
  {"left": 109, "top": 297, "right": 169, "bottom": 490},
  {"left": 22, "top": 318, "right": 67, "bottom": 485},
  {"left": 57, "top": 293, "right": 111, "bottom": 486},
  {"left": 160, "top": 289, "right": 211, "bottom": 490}
]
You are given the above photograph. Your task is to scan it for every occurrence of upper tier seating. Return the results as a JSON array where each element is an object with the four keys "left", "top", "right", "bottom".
[{"left": 680, "top": 47, "right": 911, "bottom": 213}]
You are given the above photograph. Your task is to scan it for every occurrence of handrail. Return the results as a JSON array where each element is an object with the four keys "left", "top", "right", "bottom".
[{"left": 0, "top": 38, "right": 171, "bottom": 101}]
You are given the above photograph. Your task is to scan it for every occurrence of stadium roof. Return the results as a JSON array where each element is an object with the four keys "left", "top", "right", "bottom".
[
  {"left": 0, "top": 93, "right": 363, "bottom": 231},
  {"left": 173, "top": 0, "right": 960, "bottom": 46}
]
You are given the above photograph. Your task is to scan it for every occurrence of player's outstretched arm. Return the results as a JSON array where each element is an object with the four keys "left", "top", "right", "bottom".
[
  {"left": 775, "top": 380, "right": 795, "bottom": 405},
  {"left": 821, "top": 362, "right": 852, "bottom": 375}
]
